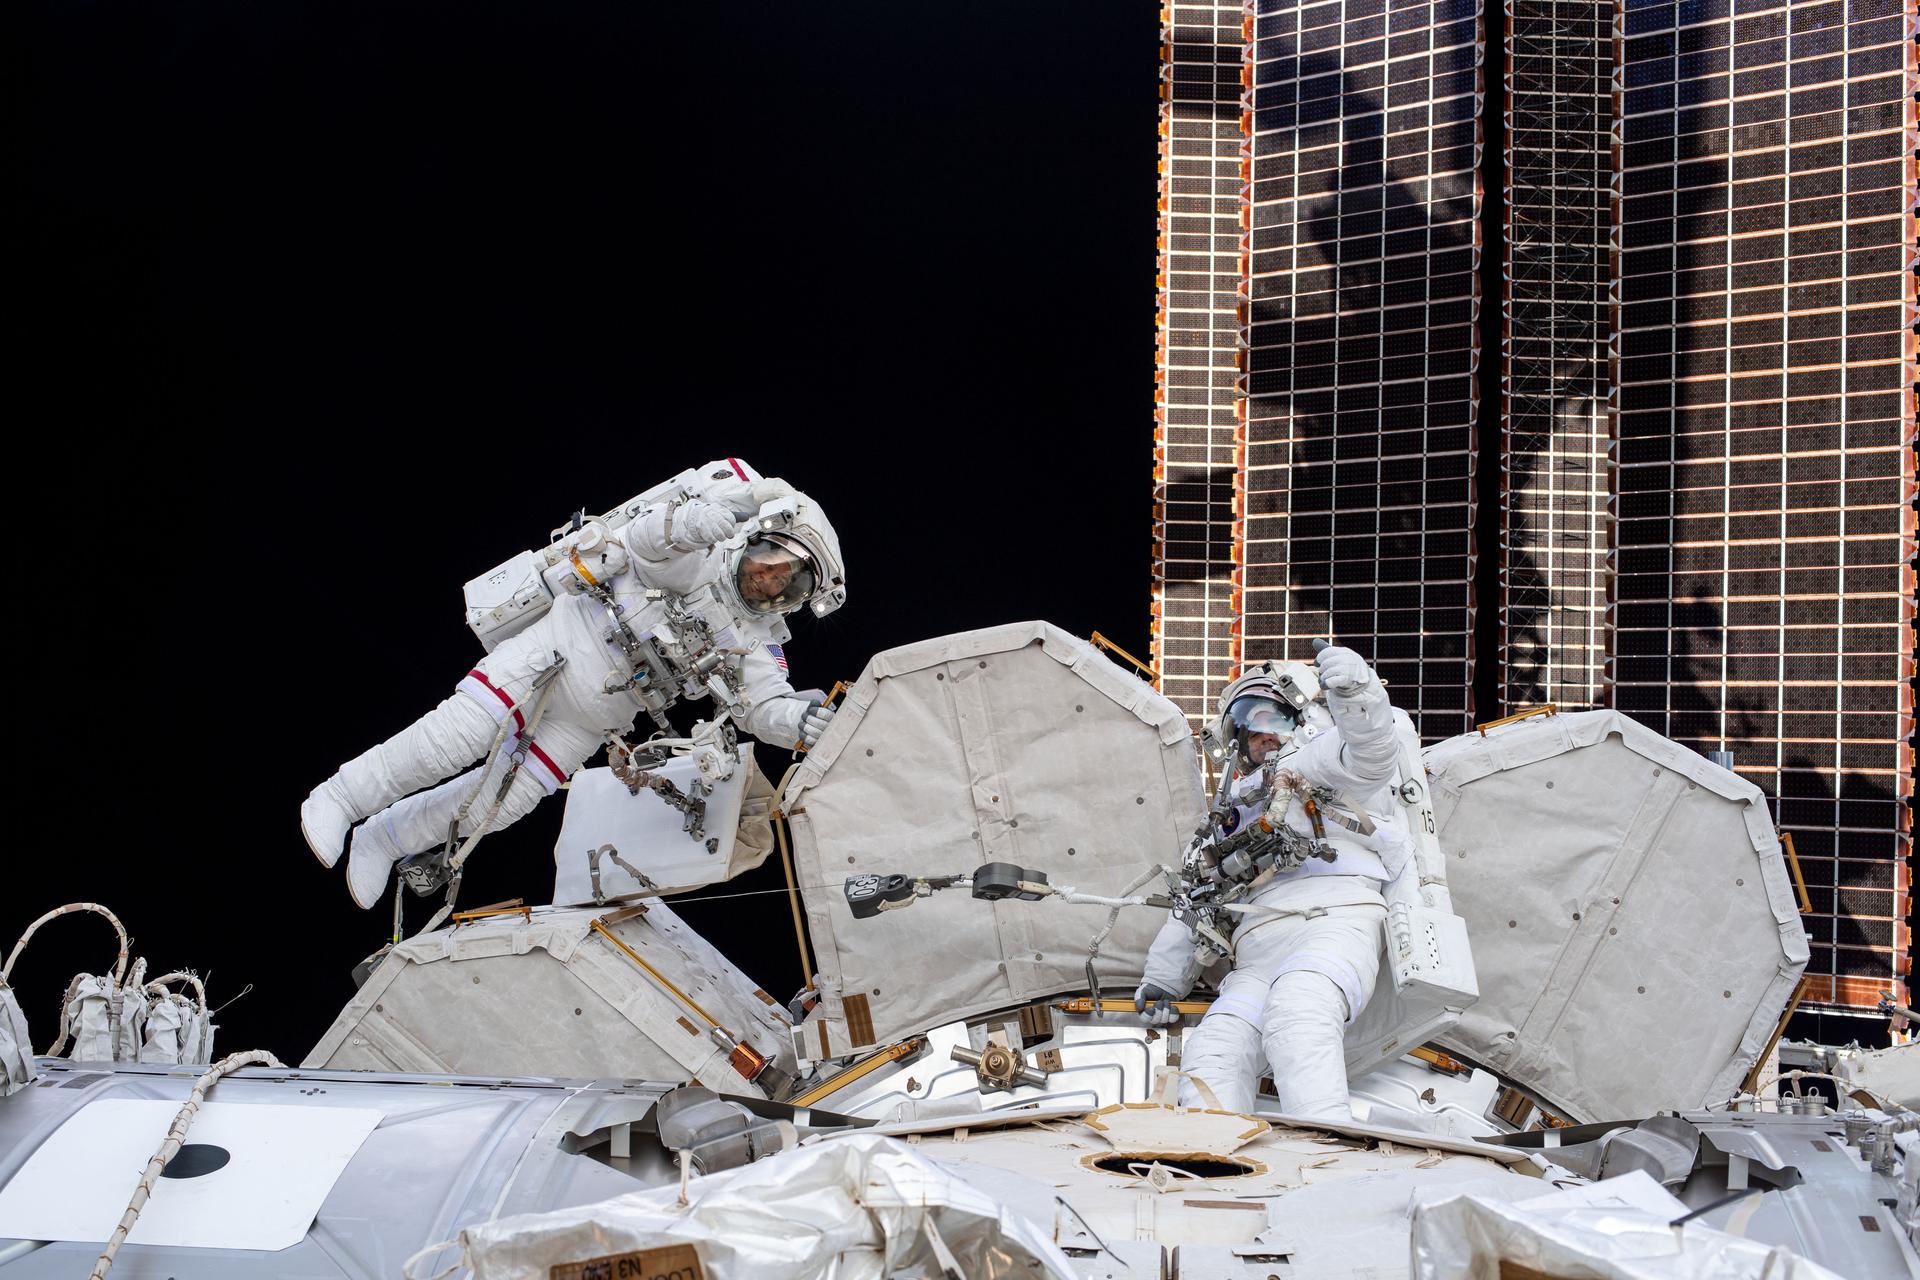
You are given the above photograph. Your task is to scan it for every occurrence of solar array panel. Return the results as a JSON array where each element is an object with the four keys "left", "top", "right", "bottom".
[
  {"left": 1148, "top": 0, "right": 1911, "bottom": 1014},
  {"left": 1500, "top": 0, "right": 1612, "bottom": 709},
  {"left": 1153, "top": 0, "right": 1248, "bottom": 734},
  {"left": 1239, "top": 0, "right": 1486, "bottom": 739},
  {"left": 1612, "top": 0, "right": 1916, "bottom": 1011}
]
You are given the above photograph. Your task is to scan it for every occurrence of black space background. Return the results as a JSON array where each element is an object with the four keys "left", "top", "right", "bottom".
[{"left": 9, "top": 2, "right": 1162, "bottom": 1062}]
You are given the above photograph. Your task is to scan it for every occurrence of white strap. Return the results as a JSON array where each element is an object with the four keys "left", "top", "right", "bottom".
[
  {"left": 1154, "top": 1067, "right": 1222, "bottom": 1110},
  {"left": 399, "top": 1239, "right": 464, "bottom": 1280}
]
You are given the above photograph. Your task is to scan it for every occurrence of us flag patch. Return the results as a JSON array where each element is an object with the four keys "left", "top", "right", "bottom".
[{"left": 767, "top": 643, "right": 788, "bottom": 671}]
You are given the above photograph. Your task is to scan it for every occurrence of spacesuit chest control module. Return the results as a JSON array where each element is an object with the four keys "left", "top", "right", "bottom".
[{"left": 300, "top": 458, "right": 847, "bottom": 915}]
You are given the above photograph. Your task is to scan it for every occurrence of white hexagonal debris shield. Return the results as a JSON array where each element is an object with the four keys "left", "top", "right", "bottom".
[
  {"left": 1426, "top": 709, "right": 1809, "bottom": 1122},
  {"left": 783, "top": 622, "right": 1207, "bottom": 1060}
]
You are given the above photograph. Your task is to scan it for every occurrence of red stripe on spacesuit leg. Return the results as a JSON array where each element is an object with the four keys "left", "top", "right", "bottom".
[
  {"left": 462, "top": 669, "right": 525, "bottom": 733},
  {"left": 726, "top": 457, "right": 748, "bottom": 481},
  {"left": 525, "top": 740, "right": 567, "bottom": 792},
  {"left": 455, "top": 675, "right": 507, "bottom": 721}
]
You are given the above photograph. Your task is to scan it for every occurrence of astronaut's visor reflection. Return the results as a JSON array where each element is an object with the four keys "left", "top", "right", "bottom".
[{"left": 735, "top": 533, "right": 818, "bottom": 612}]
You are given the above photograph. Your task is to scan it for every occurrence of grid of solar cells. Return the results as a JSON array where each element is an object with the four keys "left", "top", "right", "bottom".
[
  {"left": 1154, "top": 0, "right": 1247, "bottom": 734},
  {"left": 1613, "top": 0, "right": 1916, "bottom": 1012},
  {"left": 1239, "top": 0, "right": 1485, "bottom": 738},
  {"left": 1500, "top": 0, "right": 1611, "bottom": 710}
]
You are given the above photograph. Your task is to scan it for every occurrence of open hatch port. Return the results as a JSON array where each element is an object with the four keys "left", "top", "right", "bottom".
[{"left": 1084, "top": 1152, "right": 1264, "bottom": 1179}]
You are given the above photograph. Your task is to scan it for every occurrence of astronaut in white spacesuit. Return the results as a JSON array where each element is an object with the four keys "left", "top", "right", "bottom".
[
  {"left": 300, "top": 458, "right": 845, "bottom": 909},
  {"left": 1135, "top": 646, "right": 1408, "bottom": 1119}
]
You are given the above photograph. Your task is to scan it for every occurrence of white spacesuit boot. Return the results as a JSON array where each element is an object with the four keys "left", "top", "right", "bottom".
[
  {"left": 301, "top": 692, "right": 502, "bottom": 868},
  {"left": 299, "top": 786, "right": 356, "bottom": 870}
]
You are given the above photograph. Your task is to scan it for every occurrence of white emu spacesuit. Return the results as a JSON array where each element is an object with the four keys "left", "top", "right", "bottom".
[
  {"left": 300, "top": 458, "right": 845, "bottom": 909},
  {"left": 1136, "top": 646, "right": 1408, "bottom": 1119}
]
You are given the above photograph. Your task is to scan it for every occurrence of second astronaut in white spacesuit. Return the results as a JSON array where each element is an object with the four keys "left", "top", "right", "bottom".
[
  {"left": 300, "top": 458, "right": 844, "bottom": 909},
  {"left": 1136, "top": 646, "right": 1409, "bottom": 1119}
]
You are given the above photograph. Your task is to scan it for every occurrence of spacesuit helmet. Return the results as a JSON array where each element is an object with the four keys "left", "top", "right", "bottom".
[
  {"left": 1214, "top": 660, "right": 1320, "bottom": 767},
  {"left": 729, "top": 488, "right": 847, "bottom": 620},
  {"left": 1223, "top": 694, "right": 1299, "bottom": 764}
]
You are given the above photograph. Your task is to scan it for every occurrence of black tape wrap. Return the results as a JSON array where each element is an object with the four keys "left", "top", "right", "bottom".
[{"left": 970, "top": 863, "right": 1048, "bottom": 902}]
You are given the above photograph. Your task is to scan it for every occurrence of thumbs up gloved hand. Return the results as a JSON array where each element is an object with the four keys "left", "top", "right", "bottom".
[
  {"left": 1314, "top": 643, "right": 1397, "bottom": 787},
  {"left": 1314, "top": 644, "right": 1374, "bottom": 695}
]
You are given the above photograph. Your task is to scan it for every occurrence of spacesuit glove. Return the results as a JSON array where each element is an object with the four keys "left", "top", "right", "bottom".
[
  {"left": 671, "top": 499, "right": 739, "bottom": 549},
  {"left": 1314, "top": 645, "right": 1374, "bottom": 695},
  {"left": 1317, "top": 646, "right": 1397, "bottom": 786},
  {"left": 1134, "top": 983, "right": 1181, "bottom": 1026},
  {"left": 800, "top": 701, "right": 836, "bottom": 747},
  {"left": 749, "top": 477, "right": 795, "bottom": 505}
]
